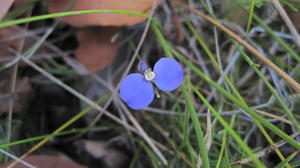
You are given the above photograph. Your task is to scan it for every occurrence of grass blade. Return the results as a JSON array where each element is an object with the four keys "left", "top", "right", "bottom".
[
  {"left": 191, "top": 85, "right": 265, "bottom": 168},
  {"left": 182, "top": 82, "right": 210, "bottom": 168}
]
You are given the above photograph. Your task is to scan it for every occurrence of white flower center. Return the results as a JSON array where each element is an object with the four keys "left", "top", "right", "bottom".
[{"left": 144, "top": 71, "right": 155, "bottom": 81}]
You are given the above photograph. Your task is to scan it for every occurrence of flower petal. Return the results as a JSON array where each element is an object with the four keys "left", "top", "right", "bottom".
[
  {"left": 119, "top": 73, "right": 154, "bottom": 110},
  {"left": 137, "top": 60, "right": 149, "bottom": 73},
  {"left": 153, "top": 58, "right": 183, "bottom": 91}
]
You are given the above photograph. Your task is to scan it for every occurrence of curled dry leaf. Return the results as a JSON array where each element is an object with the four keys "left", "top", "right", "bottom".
[
  {"left": 48, "top": 0, "right": 162, "bottom": 27},
  {"left": 0, "top": 155, "right": 88, "bottom": 168},
  {"left": 75, "top": 27, "right": 121, "bottom": 73},
  {"left": 0, "top": 0, "right": 14, "bottom": 20}
]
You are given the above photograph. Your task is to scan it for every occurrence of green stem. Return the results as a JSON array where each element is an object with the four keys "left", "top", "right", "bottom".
[
  {"left": 0, "top": 10, "right": 149, "bottom": 28},
  {"left": 246, "top": 0, "right": 256, "bottom": 33},
  {"left": 182, "top": 82, "right": 210, "bottom": 168}
]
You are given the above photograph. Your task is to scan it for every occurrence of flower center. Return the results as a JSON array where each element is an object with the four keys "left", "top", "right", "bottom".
[{"left": 144, "top": 71, "right": 155, "bottom": 81}]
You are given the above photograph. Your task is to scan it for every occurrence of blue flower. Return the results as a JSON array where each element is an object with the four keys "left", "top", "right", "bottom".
[{"left": 119, "top": 58, "right": 183, "bottom": 110}]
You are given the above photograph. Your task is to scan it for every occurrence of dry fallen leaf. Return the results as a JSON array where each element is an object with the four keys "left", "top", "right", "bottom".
[
  {"left": 75, "top": 27, "right": 121, "bottom": 73},
  {"left": 0, "top": 0, "right": 14, "bottom": 20},
  {"left": 48, "top": 0, "right": 162, "bottom": 27},
  {"left": 0, "top": 155, "right": 88, "bottom": 168}
]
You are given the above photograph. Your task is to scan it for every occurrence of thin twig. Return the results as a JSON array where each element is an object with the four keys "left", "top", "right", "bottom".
[
  {"left": 119, "top": 101, "right": 167, "bottom": 165},
  {"left": 272, "top": 0, "right": 300, "bottom": 47},
  {"left": 0, "top": 149, "right": 36, "bottom": 168},
  {"left": 232, "top": 133, "right": 299, "bottom": 166}
]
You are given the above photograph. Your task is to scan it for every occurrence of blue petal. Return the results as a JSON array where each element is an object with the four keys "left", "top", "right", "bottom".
[
  {"left": 119, "top": 73, "right": 154, "bottom": 110},
  {"left": 137, "top": 61, "right": 149, "bottom": 73},
  {"left": 153, "top": 58, "right": 183, "bottom": 91}
]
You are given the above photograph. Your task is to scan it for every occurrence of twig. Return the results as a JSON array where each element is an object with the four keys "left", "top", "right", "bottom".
[
  {"left": 119, "top": 101, "right": 168, "bottom": 165},
  {"left": 232, "top": 133, "right": 299, "bottom": 166},
  {"left": 272, "top": 0, "right": 300, "bottom": 47},
  {"left": 0, "top": 149, "right": 36, "bottom": 168}
]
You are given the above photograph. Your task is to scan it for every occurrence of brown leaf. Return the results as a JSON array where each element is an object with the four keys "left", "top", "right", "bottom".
[
  {"left": 48, "top": 0, "right": 162, "bottom": 27},
  {"left": 0, "top": 155, "right": 88, "bottom": 168},
  {"left": 74, "top": 27, "right": 121, "bottom": 73},
  {"left": 0, "top": 0, "right": 14, "bottom": 20}
]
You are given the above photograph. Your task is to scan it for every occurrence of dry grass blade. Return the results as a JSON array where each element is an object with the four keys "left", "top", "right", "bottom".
[
  {"left": 204, "top": 109, "right": 212, "bottom": 151},
  {"left": 255, "top": 110, "right": 293, "bottom": 125},
  {"left": 232, "top": 133, "right": 299, "bottom": 166},
  {"left": 171, "top": 0, "right": 300, "bottom": 93},
  {"left": 197, "top": 155, "right": 202, "bottom": 168}
]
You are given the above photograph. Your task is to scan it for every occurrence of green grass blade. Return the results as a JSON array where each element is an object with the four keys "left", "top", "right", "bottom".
[
  {"left": 181, "top": 108, "right": 197, "bottom": 165},
  {"left": 140, "top": 142, "right": 160, "bottom": 168},
  {"left": 253, "top": 14, "right": 300, "bottom": 63},
  {"left": 191, "top": 85, "right": 264, "bottom": 168},
  {"left": 173, "top": 49, "right": 300, "bottom": 151},
  {"left": 291, "top": 160, "right": 300, "bottom": 167},
  {"left": 0, "top": 127, "right": 97, "bottom": 149},
  {"left": 0, "top": 10, "right": 148, "bottom": 28},
  {"left": 182, "top": 82, "right": 210, "bottom": 168},
  {"left": 2, "top": 0, "right": 39, "bottom": 21},
  {"left": 151, "top": 21, "right": 173, "bottom": 58},
  {"left": 129, "top": 146, "right": 141, "bottom": 168},
  {"left": 237, "top": 45, "right": 300, "bottom": 132},
  {"left": 216, "top": 115, "right": 237, "bottom": 168},
  {"left": 246, "top": 0, "right": 256, "bottom": 33},
  {"left": 275, "top": 151, "right": 298, "bottom": 168}
]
